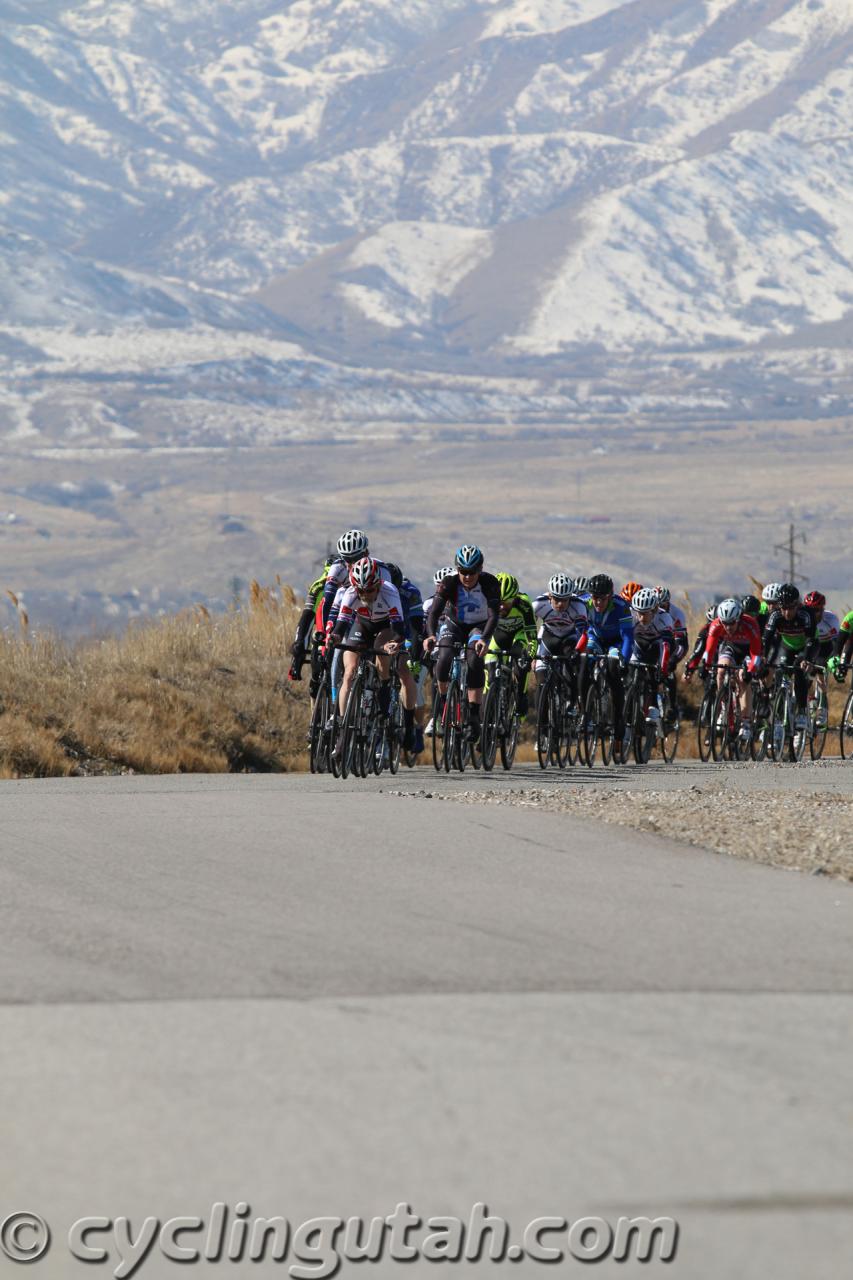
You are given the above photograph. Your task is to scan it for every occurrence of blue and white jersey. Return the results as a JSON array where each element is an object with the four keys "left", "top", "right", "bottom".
[{"left": 533, "top": 594, "right": 587, "bottom": 639}]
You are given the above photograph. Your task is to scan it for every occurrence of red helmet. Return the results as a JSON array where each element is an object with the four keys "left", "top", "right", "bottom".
[
  {"left": 804, "top": 590, "right": 825, "bottom": 610},
  {"left": 349, "top": 556, "right": 381, "bottom": 592}
]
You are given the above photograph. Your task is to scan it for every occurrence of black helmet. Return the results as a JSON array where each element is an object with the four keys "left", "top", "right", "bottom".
[
  {"left": 740, "top": 594, "right": 761, "bottom": 616},
  {"left": 588, "top": 574, "right": 613, "bottom": 597},
  {"left": 778, "top": 582, "right": 800, "bottom": 606},
  {"left": 384, "top": 561, "right": 404, "bottom": 590}
]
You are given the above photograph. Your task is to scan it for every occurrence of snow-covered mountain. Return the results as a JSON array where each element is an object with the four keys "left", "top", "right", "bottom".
[{"left": 1, "top": 0, "right": 853, "bottom": 431}]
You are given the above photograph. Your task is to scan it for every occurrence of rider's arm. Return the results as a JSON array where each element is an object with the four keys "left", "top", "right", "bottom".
[
  {"left": 426, "top": 582, "right": 451, "bottom": 638},
  {"left": 619, "top": 610, "right": 634, "bottom": 663},
  {"left": 517, "top": 596, "right": 538, "bottom": 656},
  {"left": 702, "top": 620, "right": 722, "bottom": 667}
]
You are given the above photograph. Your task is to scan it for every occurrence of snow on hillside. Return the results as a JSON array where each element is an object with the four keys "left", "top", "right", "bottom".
[{"left": 1, "top": 0, "right": 852, "bottom": 417}]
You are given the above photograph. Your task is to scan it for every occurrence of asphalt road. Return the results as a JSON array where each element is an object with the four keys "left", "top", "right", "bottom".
[{"left": 1, "top": 773, "right": 851, "bottom": 1279}]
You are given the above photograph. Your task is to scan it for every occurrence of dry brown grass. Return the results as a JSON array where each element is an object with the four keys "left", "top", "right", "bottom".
[{"left": 0, "top": 580, "right": 311, "bottom": 777}]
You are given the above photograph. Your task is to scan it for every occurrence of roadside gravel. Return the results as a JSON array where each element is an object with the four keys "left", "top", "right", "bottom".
[{"left": 395, "top": 784, "right": 853, "bottom": 881}]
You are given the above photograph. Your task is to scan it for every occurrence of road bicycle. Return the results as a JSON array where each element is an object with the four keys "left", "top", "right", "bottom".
[
  {"left": 308, "top": 640, "right": 334, "bottom": 774},
  {"left": 769, "top": 666, "right": 806, "bottom": 763},
  {"left": 750, "top": 677, "right": 772, "bottom": 762},
  {"left": 805, "top": 665, "right": 829, "bottom": 761},
  {"left": 709, "top": 663, "right": 746, "bottom": 762},
  {"left": 535, "top": 652, "right": 581, "bottom": 769},
  {"left": 481, "top": 650, "right": 523, "bottom": 771},
  {"left": 658, "top": 674, "right": 681, "bottom": 763},
  {"left": 581, "top": 653, "right": 618, "bottom": 768},
  {"left": 622, "top": 662, "right": 665, "bottom": 765},
  {"left": 334, "top": 644, "right": 397, "bottom": 779},
  {"left": 433, "top": 640, "right": 482, "bottom": 773}
]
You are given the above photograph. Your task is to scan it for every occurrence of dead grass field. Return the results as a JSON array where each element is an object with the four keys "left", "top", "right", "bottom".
[{"left": 0, "top": 582, "right": 311, "bottom": 777}]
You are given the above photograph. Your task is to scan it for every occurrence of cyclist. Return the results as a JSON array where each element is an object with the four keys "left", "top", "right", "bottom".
[
  {"left": 575, "top": 573, "right": 634, "bottom": 740},
  {"left": 759, "top": 582, "right": 783, "bottom": 629},
  {"left": 327, "top": 556, "right": 406, "bottom": 750},
  {"left": 803, "top": 590, "right": 839, "bottom": 731},
  {"left": 486, "top": 573, "right": 537, "bottom": 716},
  {"left": 422, "top": 567, "right": 456, "bottom": 737},
  {"left": 626, "top": 587, "right": 673, "bottom": 729},
  {"left": 698, "top": 598, "right": 763, "bottom": 743},
  {"left": 828, "top": 610, "right": 853, "bottom": 683},
  {"left": 763, "top": 583, "right": 819, "bottom": 740},
  {"left": 740, "top": 594, "right": 765, "bottom": 636},
  {"left": 288, "top": 558, "right": 331, "bottom": 690},
  {"left": 424, "top": 545, "right": 501, "bottom": 742},
  {"left": 290, "top": 528, "right": 385, "bottom": 683},
  {"left": 684, "top": 605, "right": 717, "bottom": 677},
  {"left": 654, "top": 585, "right": 688, "bottom": 714}
]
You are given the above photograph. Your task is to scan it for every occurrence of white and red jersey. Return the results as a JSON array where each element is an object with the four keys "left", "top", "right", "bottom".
[
  {"left": 815, "top": 609, "right": 840, "bottom": 645},
  {"left": 631, "top": 607, "right": 674, "bottom": 668},
  {"left": 703, "top": 615, "right": 763, "bottom": 671},
  {"left": 533, "top": 594, "right": 587, "bottom": 639},
  {"left": 334, "top": 582, "right": 404, "bottom": 629}
]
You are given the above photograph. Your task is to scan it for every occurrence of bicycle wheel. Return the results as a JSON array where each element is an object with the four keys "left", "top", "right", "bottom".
[
  {"left": 659, "top": 686, "right": 680, "bottom": 763},
  {"left": 308, "top": 685, "right": 330, "bottom": 774},
  {"left": 535, "top": 679, "right": 553, "bottom": 769},
  {"left": 329, "top": 707, "right": 342, "bottom": 778},
  {"left": 444, "top": 683, "right": 461, "bottom": 773},
  {"left": 841, "top": 688, "right": 853, "bottom": 759},
  {"left": 481, "top": 683, "right": 500, "bottom": 772},
  {"left": 431, "top": 686, "right": 443, "bottom": 772},
  {"left": 338, "top": 678, "right": 362, "bottom": 780},
  {"left": 558, "top": 688, "right": 578, "bottom": 768},
  {"left": 582, "top": 684, "right": 599, "bottom": 768},
  {"left": 751, "top": 688, "right": 770, "bottom": 762},
  {"left": 697, "top": 684, "right": 714, "bottom": 762},
  {"left": 808, "top": 685, "right": 828, "bottom": 761},
  {"left": 711, "top": 684, "right": 732, "bottom": 762},
  {"left": 500, "top": 684, "right": 519, "bottom": 770},
  {"left": 769, "top": 687, "right": 791, "bottom": 763},
  {"left": 598, "top": 684, "right": 615, "bottom": 766},
  {"left": 621, "top": 685, "right": 640, "bottom": 765}
]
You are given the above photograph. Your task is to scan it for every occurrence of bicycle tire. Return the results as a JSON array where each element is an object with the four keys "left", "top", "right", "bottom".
[
  {"left": 431, "top": 686, "right": 443, "bottom": 772},
  {"left": 535, "top": 679, "right": 552, "bottom": 769},
  {"left": 481, "top": 683, "right": 500, "bottom": 772},
  {"left": 751, "top": 687, "right": 770, "bottom": 762},
  {"left": 711, "top": 683, "right": 732, "bottom": 762},
  {"left": 697, "top": 684, "right": 714, "bottom": 762},
  {"left": 500, "top": 683, "right": 519, "bottom": 770},
  {"left": 308, "top": 685, "right": 329, "bottom": 774},
  {"left": 338, "top": 677, "right": 362, "bottom": 780},
  {"left": 659, "top": 685, "right": 680, "bottom": 763},
  {"left": 444, "top": 683, "right": 461, "bottom": 773},
  {"left": 620, "top": 685, "right": 639, "bottom": 766},
  {"left": 598, "top": 684, "right": 615, "bottom": 766},
  {"left": 841, "top": 688, "right": 853, "bottom": 759},
  {"left": 769, "top": 686, "right": 791, "bottom": 763},
  {"left": 583, "top": 684, "right": 599, "bottom": 768},
  {"left": 808, "top": 685, "right": 828, "bottom": 761}
]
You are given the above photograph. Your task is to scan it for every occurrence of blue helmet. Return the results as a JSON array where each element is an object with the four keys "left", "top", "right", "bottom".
[{"left": 454, "top": 544, "right": 484, "bottom": 572}]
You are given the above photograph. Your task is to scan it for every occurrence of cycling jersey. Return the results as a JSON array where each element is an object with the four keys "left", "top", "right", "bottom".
[
  {"left": 631, "top": 608, "right": 673, "bottom": 669},
  {"left": 837, "top": 610, "right": 853, "bottom": 661},
  {"left": 811, "top": 608, "right": 840, "bottom": 646},
  {"left": 685, "top": 622, "right": 711, "bottom": 673},
  {"left": 576, "top": 596, "right": 634, "bottom": 662},
  {"left": 665, "top": 602, "right": 688, "bottom": 661},
  {"left": 764, "top": 607, "right": 818, "bottom": 663},
  {"left": 490, "top": 594, "right": 537, "bottom": 656},
  {"left": 533, "top": 594, "right": 587, "bottom": 640},
  {"left": 332, "top": 583, "right": 404, "bottom": 635},
  {"left": 426, "top": 572, "right": 501, "bottom": 641},
  {"left": 703, "top": 615, "right": 763, "bottom": 671}
]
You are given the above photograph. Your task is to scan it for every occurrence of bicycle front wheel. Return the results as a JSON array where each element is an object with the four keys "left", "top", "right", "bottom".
[
  {"left": 481, "top": 683, "right": 500, "bottom": 772},
  {"left": 500, "top": 685, "right": 519, "bottom": 770},
  {"left": 809, "top": 686, "right": 828, "bottom": 761},
  {"left": 841, "top": 688, "right": 853, "bottom": 759},
  {"left": 536, "top": 680, "right": 553, "bottom": 769},
  {"left": 697, "top": 685, "right": 714, "bottom": 762},
  {"left": 309, "top": 686, "right": 330, "bottom": 774},
  {"left": 583, "top": 685, "right": 600, "bottom": 768}
]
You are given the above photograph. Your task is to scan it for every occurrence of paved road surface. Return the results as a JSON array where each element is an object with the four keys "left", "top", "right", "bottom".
[{"left": 1, "top": 773, "right": 851, "bottom": 1279}]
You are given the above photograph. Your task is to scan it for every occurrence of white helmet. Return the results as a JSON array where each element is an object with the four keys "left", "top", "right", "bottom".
[
  {"left": 705, "top": 604, "right": 717, "bottom": 622},
  {"left": 717, "top": 597, "right": 743, "bottom": 626},
  {"left": 337, "top": 529, "right": 369, "bottom": 562},
  {"left": 348, "top": 555, "right": 381, "bottom": 592},
  {"left": 632, "top": 587, "right": 660, "bottom": 612},
  {"left": 573, "top": 575, "right": 591, "bottom": 593},
  {"left": 433, "top": 565, "right": 456, "bottom": 585},
  {"left": 548, "top": 573, "right": 573, "bottom": 599},
  {"left": 762, "top": 582, "right": 783, "bottom": 604},
  {"left": 654, "top": 584, "right": 671, "bottom": 607}
]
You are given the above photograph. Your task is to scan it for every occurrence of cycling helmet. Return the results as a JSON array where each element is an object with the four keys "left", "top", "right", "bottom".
[
  {"left": 384, "top": 561, "right": 404, "bottom": 590},
  {"left": 654, "top": 585, "right": 671, "bottom": 607},
  {"left": 632, "top": 587, "right": 660, "bottom": 612},
  {"left": 548, "top": 573, "right": 574, "bottom": 599},
  {"left": 717, "top": 598, "right": 743, "bottom": 626},
  {"left": 740, "top": 594, "right": 760, "bottom": 617},
  {"left": 778, "top": 582, "right": 800, "bottom": 606},
  {"left": 497, "top": 572, "right": 519, "bottom": 604},
  {"left": 620, "top": 580, "right": 643, "bottom": 603},
  {"left": 762, "top": 582, "right": 783, "bottom": 604},
  {"left": 573, "top": 575, "right": 591, "bottom": 593},
  {"left": 433, "top": 565, "right": 455, "bottom": 585},
  {"left": 337, "top": 528, "right": 369, "bottom": 562},
  {"left": 705, "top": 604, "right": 717, "bottom": 622},
  {"left": 349, "top": 556, "right": 381, "bottom": 592},
  {"left": 454, "top": 544, "right": 484, "bottom": 572},
  {"left": 804, "top": 590, "right": 826, "bottom": 610},
  {"left": 589, "top": 573, "right": 613, "bottom": 597}
]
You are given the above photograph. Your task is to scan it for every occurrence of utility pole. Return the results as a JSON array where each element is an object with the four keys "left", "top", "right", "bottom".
[{"left": 773, "top": 522, "right": 806, "bottom": 585}]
